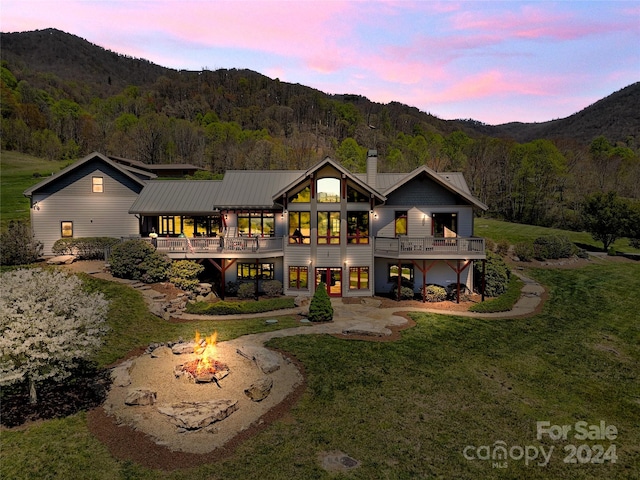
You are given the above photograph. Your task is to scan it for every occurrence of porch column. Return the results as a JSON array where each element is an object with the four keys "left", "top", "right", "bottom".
[{"left": 397, "top": 260, "right": 402, "bottom": 301}]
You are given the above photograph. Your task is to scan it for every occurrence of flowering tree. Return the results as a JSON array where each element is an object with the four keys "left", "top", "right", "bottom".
[{"left": 0, "top": 269, "right": 109, "bottom": 403}]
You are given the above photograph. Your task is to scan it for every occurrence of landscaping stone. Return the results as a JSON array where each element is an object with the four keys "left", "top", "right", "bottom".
[
  {"left": 342, "top": 322, "right": 392, "bottom": 337},
  {"left": 125, "top": 388, "right": 157, "bottom": 406},
  {"left": 157, "top": 399, "right": 238, "bottom": 430},
  {"left": 150, "top": 346, "right": 173, "bottom": 358},
  {"left": 46, "top": 255, "right": 77, "bottom": 265},
  {"left": 171, "top": 341, "right": 200, "bottom": 355},
  {"left": 319, "top": 451, "right": 361, "bottom": 472},
  {"left": 236, "top": 345, "right": 281, "bottom": 373},
  {"left": 244, "top": 376, "right": 273, "bottom": 402},
  {"left": 111, "top": 359, "right": 134, "bottom": 387}
]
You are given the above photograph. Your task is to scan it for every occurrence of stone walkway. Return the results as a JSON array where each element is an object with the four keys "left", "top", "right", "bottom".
[{"left": 62, "top": 259, "right": 545, "bottom": 349}]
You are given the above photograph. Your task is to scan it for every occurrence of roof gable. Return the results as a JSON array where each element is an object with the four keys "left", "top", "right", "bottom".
[
  {"left": 272, "top": 157, "right": 386, "bottom": 202},
  {"left": 382, "top": 165, "right": 488, "bottom": 210},
  {"left": 24, "top": 152, "right": 153, "bottom": 197}
]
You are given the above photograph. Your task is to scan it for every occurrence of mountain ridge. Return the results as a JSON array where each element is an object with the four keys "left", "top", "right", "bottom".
[{"left": 2, "top": 28, "right": 638, "bottom": 146}]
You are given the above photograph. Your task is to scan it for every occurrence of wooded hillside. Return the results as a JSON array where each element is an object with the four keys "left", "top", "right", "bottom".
[{"left": 2, "top": 28, "right": 639, "bottom": 229}]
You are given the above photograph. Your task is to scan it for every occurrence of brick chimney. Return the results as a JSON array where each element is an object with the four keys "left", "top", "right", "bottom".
[{"left": 366, "top": 149, "right": 378, "bottom": 189}]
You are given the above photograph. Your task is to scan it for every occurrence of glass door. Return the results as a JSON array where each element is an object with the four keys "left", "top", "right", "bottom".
[{"left": 315, "top": 267, "right": 342, "bottom": 297}]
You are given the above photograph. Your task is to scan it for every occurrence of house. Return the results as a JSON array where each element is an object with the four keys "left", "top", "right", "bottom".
[
  {"left": 26, "top": 150, "right": 488, "bottom": 300},
  {"left": 23, "top": 152, "right": 156, "bottom": 255}
]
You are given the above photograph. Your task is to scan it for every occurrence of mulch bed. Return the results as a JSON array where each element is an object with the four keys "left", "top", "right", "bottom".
[{"left": 0, "top": 362, "right": 111, "bottom": 428}]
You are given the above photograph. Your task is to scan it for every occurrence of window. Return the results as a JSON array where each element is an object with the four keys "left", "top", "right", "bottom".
[
  {"left": 92, "top": 176, "right": 103, "bottom": 193},
  {"left": 289, "top": 266, "right": 308, "bottom": 289},
  {"left": 237, "top": 211, "right": 275, "bottom": 237},
  {"left": 318, "top": 211, "right": 340, "bottom": 244},
  {"left": 317, "top": 178, "right": 340, "bottom": 203},
  {"left": 395, "top": 211, "right": 407, "bottom": 237},
  {"left": 347, "top": 186, "right": 368, "bottom": 202},
  {"left": 349, "top": 267, "right": 369, "bottom": 290},
  {"left": 237, "top": 263, "right": 274, "bottom": 280},
  {"left": 160, "top": 216, "right": 178, "bottom": 235},
  {"left": 289, "top": 186, "right": 311, "bottom": 203},
  {"left": 289, "top": 211, "right": 311, "bottom": 244},
  {"left": 347, "top": 211, "right": 369, "bottom": 244},
  {"left": 388, "top": 263, "right": 414, "bottom": 284},
  {"left": 61, "top": 221, "right": 73, "bottom": 238},
  {"left": 433, "top": 212, "right": 457, "bottom": 237}
]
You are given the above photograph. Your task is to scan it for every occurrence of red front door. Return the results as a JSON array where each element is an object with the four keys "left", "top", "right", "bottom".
[{"left": 315, "top": 267, "right": 342, "bottom": 297}]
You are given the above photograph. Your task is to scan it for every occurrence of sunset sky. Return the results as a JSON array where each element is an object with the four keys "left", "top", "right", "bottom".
[{"left": 2, "top": 0, "right": 639, "bottom": 125}]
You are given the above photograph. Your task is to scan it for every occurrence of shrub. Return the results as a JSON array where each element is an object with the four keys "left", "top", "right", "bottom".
[
  {"left": 484, "top": 238, "right": 496, "bottom": 252},
  {"left": 391, "top": 285, "right": 415, "bottom": 300},
  {"left": 0, "top": 221, "right": 43, "bottom": 266},
  {"left": 474, "top": 251, "right": 510, "bottom": 297},
  {"left": 424, "top": 285, "right": 447, "bottom": 302},
  {"left": 469, "top": 275, "right": 524, "bottom": 313},
  {"left": 446, "top": 283, "right": 471, "bottom": 302},
  {"left": 308, "top": 282, "right": 333, "bottom": 322},
  {"left": 0, "top": 269, "right": 109, "bottom": 404},
  {"left": 238, "top": 282, "right": 256, "bottom": 300},
  {"left": 513, "top": 242, "right": 534, "bottom": 262},
  {"left": 496, "top": 239, "right": 510, "bottom": 256},
  {"left": 109, "top": 239, "right": 170, "bottom": 282},
  {"left": 185, "top": 297, "right": 295, "bottom": 315},
  {"left": 168, "top": 260, "right": 204, "bottom": 291},
  {"left": 225, "top": 281, "right": 240, "bottom": 297},
  {"left": 533, "top": 235, "right": 574, "bottom": 260},
  {"left": 263, "top": 280, "right": 283, "bottom": 297},
  {"left": 52, "top": 237, "right": 121, "bottom": 260}
]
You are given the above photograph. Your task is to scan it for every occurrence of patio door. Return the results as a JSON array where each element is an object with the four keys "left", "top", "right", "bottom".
[{"left": 315, "top": 267, "right": 342, "bottom": 297}]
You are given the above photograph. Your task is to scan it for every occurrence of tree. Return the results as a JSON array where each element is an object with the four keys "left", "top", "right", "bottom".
[
  {"left": 0, "top": 221, "right": 43, "bottom": 265},
  {"left": 308, "top": 282, "right": 333, "bottom": 322},
  {"left": 0, "top": 269, "right": 109, "bottom": 403},
  {"left": 581, "top": 191, "right": 630, "bottom": 251}
]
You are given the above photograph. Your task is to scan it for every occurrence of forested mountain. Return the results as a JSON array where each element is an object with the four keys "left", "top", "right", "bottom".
[{"left": 1, "top": 28, "right": 639, "bottom": 229}]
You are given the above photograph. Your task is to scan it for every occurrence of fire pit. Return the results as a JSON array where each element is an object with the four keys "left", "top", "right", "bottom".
[
  {"left": 102, "top": 332, "right": 304, "bottom": 454},
  {"left": 174, "top": 331, "right": 230, "bottom": 384}
]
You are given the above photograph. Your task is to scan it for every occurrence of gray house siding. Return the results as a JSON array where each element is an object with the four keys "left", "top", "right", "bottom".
[
  {"left": 30, "top": 161, "right": 144, "bottom": 255},
  {"left": 385, "top": 175, "right": 463, "bottom": 206}
]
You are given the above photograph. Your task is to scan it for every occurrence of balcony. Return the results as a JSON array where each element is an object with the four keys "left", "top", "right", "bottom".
[
  {"left": 374, "top": 236, "right": 486, "bottom": 259},
  {"left": 144, "top": 236, "right": 284, "bottom": 258}
]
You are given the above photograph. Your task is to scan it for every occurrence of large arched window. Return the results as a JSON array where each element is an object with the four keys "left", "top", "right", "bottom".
[{"left": 317, "top": 178, "right": 340, "bottom": 203}]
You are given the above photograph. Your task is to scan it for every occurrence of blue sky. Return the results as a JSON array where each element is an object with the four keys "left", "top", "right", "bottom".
[{"left": 2, "top": 0, "right": 639, "bottom": 124}]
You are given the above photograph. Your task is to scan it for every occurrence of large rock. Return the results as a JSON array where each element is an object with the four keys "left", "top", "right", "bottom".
[
  {"left": 244, "top": 376, "right": 273, "bottom": 402},
  {"left": 157, "top": 400, "right": 238, "bottom": 430},
  {"left": 111, "top": 360, "right": 134, "bottom": 387},
  {"left": 46, "top": 255, "right": 77, "bottom": 265},
  {"left": 236, "top": 345, "right": 281, "bottom": 373},
  {"left": 125, "top": 388, "right": 157, "bottom": 406},
  {"left": 171, "top": 341, "right": 202, "bottom": 355},
  {"left": 150, "top": 346, "right": 173, "bottom": 358}
]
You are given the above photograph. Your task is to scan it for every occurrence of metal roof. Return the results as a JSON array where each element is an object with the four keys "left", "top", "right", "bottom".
[
  {"left": 129, "top": 180, "right": 223, "bottom": 215},
  {"left": 130, "top": 162, "right": 486, "bottom": 215},
  {"left": 218, "top": 170, "right": 304, "bottom": 208}
]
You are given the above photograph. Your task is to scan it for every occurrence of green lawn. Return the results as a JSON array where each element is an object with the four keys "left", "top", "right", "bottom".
[
  {"left": 475, "top": 217, "right": 639, "bottom": 254},
  {"left": 2, "top": 261, "right": 638, "bottom": 479},
  {"left": 0, "top": 150, "right": 69, "bottom": 228}
]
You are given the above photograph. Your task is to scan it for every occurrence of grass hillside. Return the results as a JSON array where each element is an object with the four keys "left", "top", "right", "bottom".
[
  {"left": 0, "top": 151, "right": 69, "bottom": 228},
  {"left": 2, "top": 261, "right": 638, "bottom": 478},
  {"left": 475, "top": 217, "right": 639, "bottom": 254}
]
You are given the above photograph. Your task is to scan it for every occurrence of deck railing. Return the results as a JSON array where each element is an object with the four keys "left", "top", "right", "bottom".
[
  {"left": 374, "top": 236, "right": 485, "bottom": 256},
  {"left": 143, "top": 236, "right": 284, "bottom": 254}
]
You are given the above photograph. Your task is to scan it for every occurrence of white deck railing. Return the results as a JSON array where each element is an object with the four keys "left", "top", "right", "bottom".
[
  {"left": 374, "top": 236, "right": 485, "bottom": 256},
  {"left": 144, "top": 236, "right": 284, "bottom": 254}
]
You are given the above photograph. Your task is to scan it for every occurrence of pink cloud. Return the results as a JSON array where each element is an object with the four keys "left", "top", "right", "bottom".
[{"left": 451, "top": 4, "right": 634, "bottom": 41}]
